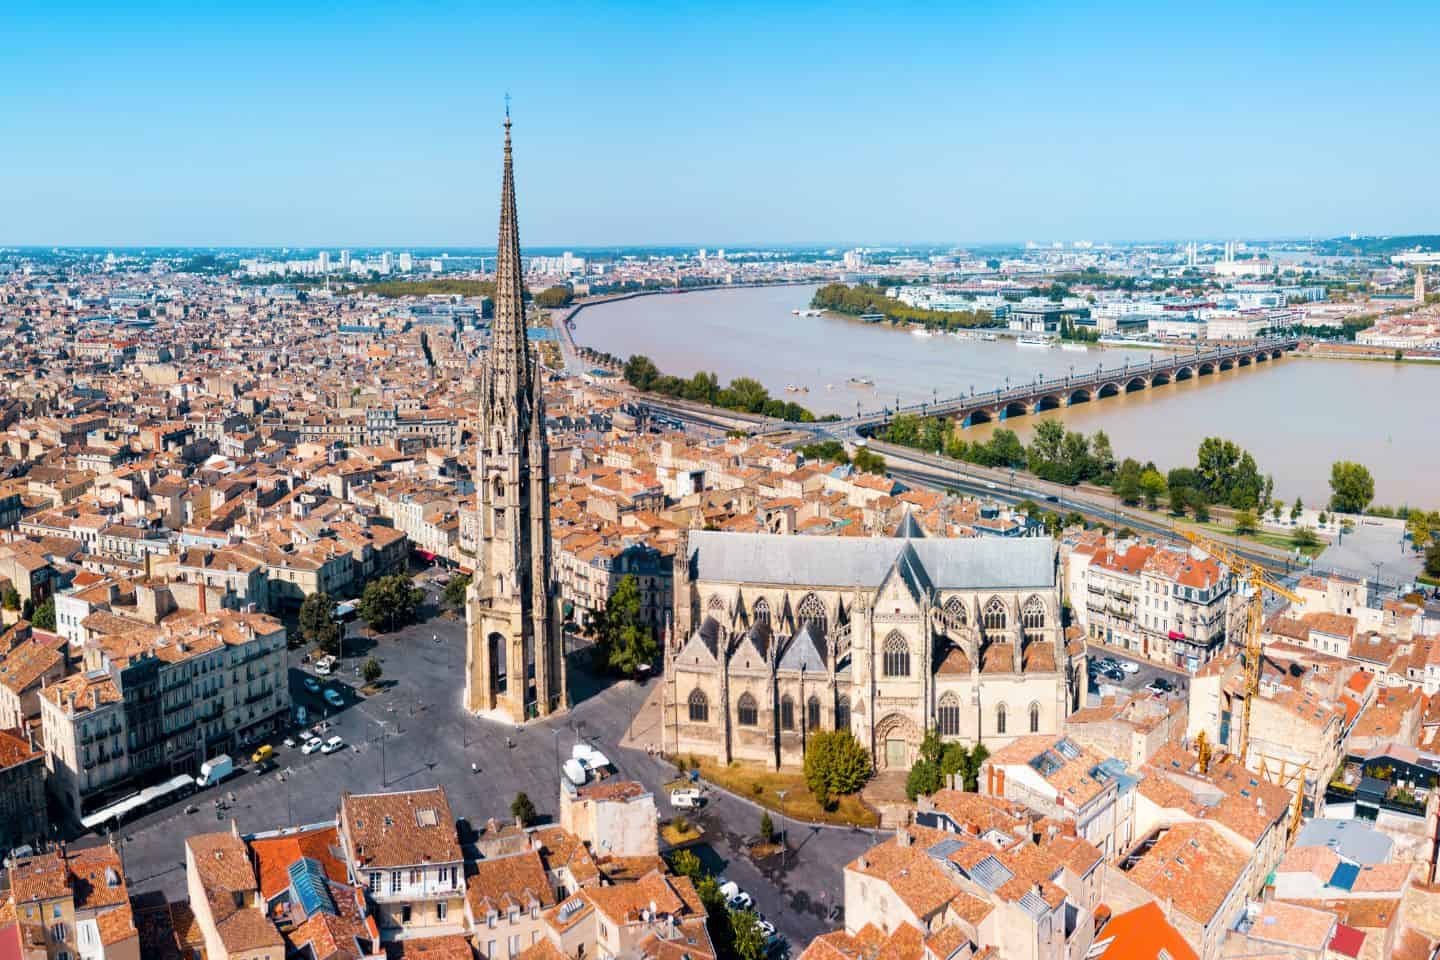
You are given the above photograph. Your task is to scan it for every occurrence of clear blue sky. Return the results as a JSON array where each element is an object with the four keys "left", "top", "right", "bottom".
[{"left": 4, "top": 1, "right": 1437, "bottom": 246}]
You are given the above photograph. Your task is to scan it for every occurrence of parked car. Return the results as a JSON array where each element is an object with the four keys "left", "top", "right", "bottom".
[
  {"left": 314, "top": 655, "right": 337, "bottom": 676},
  {"left": 303, "top": 677, "right": 321, "bottom": 693},
  {"left": 729, "top": 891, "right": 754, "bottom": 911},
  {"left": 301, "top": 737, "right": 324, "bottom": 755},
  {"left": 324, "top": 688, "right": 345, "bottom": 707},
  {"left": 321, "top": 735, "right": 345, "bottom": 755},
  {"left": 756, "top": 919, "right": 777, "bottom": 939},
  {"left": 1119, "top": 660, "right": 1140, "bottom": 674},
  {"left": 670, "top": 788, "right": 705, "bottom": 809},
  {"left": 250, "top": 744, "right": 274, "bottom": 765}
]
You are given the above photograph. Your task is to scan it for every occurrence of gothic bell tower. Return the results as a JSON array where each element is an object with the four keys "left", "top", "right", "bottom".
[{"left": 464, "top": 111, "right": 566, "bottom": 721}]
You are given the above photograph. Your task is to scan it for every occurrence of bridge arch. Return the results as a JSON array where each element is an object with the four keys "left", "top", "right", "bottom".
[
  {"left": 1237, "top": 355, "right": 1251, "bottom": 367},
  {"left": 1271, "top": 348, "right": 1284, "bottom": 359},
  {"left": 1174, "top": 366, "right": 1194, "bottom": 381},
  {"left": 1001, "top": 401, "right": 1029, "bottom": 420},
  {"left": 1219, "top": 357, "right": 1235, "bottom": 371},
  {"left": 1125, "top": 377, "right": 1147, "bottom": 392},
  {"left": 1036, "top": 394, "right": 1064, "bottom": 412},
  {"left": 1198, "top": 361, "right": 1216, "bottom": 375},
  {"left": 965, "top": 408, "right": 994, "bottom": 427},
  {"left": 1068, "top": 389, "right": 1091, "bottom": 405},
  {"left": 1151, "top": 371, "right": 1172, "bottom": 386},
  {"left": 1097, "top": 382, "right": 1121, "bottom": 399},
  {"left": 1254, "top": 351, "right": 1269, "bottom": 362}
]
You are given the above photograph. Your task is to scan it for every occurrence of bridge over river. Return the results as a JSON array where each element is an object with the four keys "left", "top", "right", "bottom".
[{"left": 845, "top": 337, "right": 1299, "bottom": 436}]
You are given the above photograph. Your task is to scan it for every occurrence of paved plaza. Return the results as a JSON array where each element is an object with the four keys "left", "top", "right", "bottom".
[{"left": 80, "top": 591, "right": 870, "bottom": 946}]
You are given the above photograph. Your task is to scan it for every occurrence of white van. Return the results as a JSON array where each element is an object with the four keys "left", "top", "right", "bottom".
[{"left": 314, "top": 655, "right": 337, "bottom": 676}]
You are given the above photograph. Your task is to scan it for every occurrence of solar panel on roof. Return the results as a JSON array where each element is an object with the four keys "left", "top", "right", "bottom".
[
  {"left": 1328, "top": 862, "right": 1360, "bottom": 891},
  {"left": 288, "top": 857, "right": 336, "bottom": 917},
  {"left": 969, "top": 855, "right": 1014, "bottom": 892}
]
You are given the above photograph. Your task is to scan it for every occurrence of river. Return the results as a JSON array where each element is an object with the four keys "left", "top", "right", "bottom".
[{"left": 571, "top": 284, "right": 1438, "bottom": 507}]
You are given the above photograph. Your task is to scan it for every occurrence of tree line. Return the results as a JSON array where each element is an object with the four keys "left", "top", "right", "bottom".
[
  {"left": 622, "top": 354, "right": 820, "bottom": 423},
  {"left": 810, "top": 283, "right": 995, "bottom": 330}
]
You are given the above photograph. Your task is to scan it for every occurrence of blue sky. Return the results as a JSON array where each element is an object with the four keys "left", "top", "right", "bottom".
[{"left": 3, "top": 1, "right": 1436, "bottom": 246}]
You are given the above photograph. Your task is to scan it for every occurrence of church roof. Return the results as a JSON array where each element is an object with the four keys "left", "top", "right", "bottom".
[
  {"left": 777, "top": 624, "right": 826, "bottom": 672},
  {"left": 686, "top": 531, "right": 1053, "bottom": 590},
  {"left": 892, "top": 506, "right": 926, "bottom": 539}
]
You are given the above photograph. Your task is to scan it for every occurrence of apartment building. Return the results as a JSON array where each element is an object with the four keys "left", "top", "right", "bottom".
[
  {"left": 0, "top": 726, "right": 48, "bottom": 857},
  {"left": 39, "top": 609, "right": 289, "bottom": 819},
  {"left": 4, "top": 846, "right": 139, "bottom": 960},
  {"left": 337, "top": 787, "right": 466, "bottom": 933}
]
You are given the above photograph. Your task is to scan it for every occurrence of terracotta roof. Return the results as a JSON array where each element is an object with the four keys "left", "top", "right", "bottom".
[{"left": 341, "top": 787, "right": 462, "bottom": 869}]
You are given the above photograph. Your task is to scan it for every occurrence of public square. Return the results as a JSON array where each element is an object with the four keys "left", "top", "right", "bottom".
[{"left": 81, "top": 585, "right": 870, "bottom": 947}]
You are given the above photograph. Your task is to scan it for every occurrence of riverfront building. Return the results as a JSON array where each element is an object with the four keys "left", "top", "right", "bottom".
[{"left": 664, "top": 526, "right": 1075, "bottom": 771}]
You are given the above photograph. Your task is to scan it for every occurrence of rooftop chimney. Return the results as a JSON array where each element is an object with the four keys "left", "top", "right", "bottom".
[{"left": 197, "top": 579, "right": 207, "bottom": 615}]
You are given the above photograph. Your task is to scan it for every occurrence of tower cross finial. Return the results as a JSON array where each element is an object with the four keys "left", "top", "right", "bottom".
[{"left": 504, "top": 92, "right": 511, "bottom": 120}]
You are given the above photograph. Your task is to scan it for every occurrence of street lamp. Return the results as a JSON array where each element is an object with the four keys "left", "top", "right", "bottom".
[{"left": 775, "top": 789, "right": 789, "bottom": 871}]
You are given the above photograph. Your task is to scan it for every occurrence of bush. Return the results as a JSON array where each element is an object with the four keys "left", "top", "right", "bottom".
[
  {"left": 672, "top": 815, "right": 690, "bottom": 835},
  {"left": 668, "top": 848, "right": 701, "bottom": 878},
  {"left": 441, "top": 574, "right": 470, "bottom": 609},
  {"left": 759, "top": 812, "right": 775, "bottom": 844},
  {"left": 31, "top": 598, "right": 56, "bottom": 632},
  {"left": 906, "top": 758, "right": 943, "bottom": 801},
  {"left": 1, "top": 588, "right": 18, "bottom": 611},
  {"left": 362, "top": 657, "right": 383, "bottom": 684}
]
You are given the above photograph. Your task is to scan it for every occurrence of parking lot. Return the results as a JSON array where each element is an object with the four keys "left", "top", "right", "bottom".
[
  {"left": 75, "top": 578, "right": 866, "bottom": 949},
  {"left": 1084, "top": 645, "right": 1189, "bottom": 706}
]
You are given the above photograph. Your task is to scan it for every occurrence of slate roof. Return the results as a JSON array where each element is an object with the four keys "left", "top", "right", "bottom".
[
  {"left": 687, "top": 531, "right": 1053, "bottom": 589},
  {"left": 777, "top": 625, "right": 826, "bottom": 672}
]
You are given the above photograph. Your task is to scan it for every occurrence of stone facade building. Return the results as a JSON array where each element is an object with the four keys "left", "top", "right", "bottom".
[{"left": 664, "top": 526, "right": 1073, "bottom": 771}]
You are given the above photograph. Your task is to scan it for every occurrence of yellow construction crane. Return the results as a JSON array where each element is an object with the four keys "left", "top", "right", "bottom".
[{"left": 1179, "top": 530, "right": 1303, "bottom": 768}]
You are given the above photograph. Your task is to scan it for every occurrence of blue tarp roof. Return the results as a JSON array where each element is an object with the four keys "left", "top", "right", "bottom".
[{"left": 1328, "top": 862, "right": 1361, "bottom": 891}]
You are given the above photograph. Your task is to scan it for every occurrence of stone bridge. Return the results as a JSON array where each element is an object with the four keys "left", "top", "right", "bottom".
[{"left": 849, "top": 337, "right": 1298, "bottom": 434}]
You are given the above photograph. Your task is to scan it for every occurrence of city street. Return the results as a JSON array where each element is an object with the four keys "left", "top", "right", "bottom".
[
  {"left": 84, "top": 592, "right": 869, "bottom": 947},
  {"left": 1084, "top": 643, "right": 1189, "bottom": 705}
]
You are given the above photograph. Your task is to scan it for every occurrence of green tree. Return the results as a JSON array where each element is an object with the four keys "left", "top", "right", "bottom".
[
  {"left": 1, "top": 588, "right": 18, "bottom": 611},
  {"left": 1329, "top": 461, "right": 1375, "bottom": 514},
  {"left": 759, "top": 812, "right": 775, "bottom": 844},
  {"left": 442, "top": 574, "right": 471, "bottom": 609},
  {"left": 696, "top": 878, "right": 734, "bottom": 957},
  {"left": 1196, "top": 437, "right": 1241, "bottom": 503},
  {"left": 623, "top": 354, "right": 660, "bottom": 391},
  {"left": 1090, "top": 430, "right": 1117, "bottom": 483},
  {"left": 1407, "top": 512, "right": 1435, "bottom": 552},
  {"left": 299, "top": 591, "right": 341, "bottom": 652},
  {"left": 1113, "top": 458, "right": 1144, "bottom": 505},
  {"left": 1139, "top": 469, "right": 1167, "bottom": 511},
  {"left": 940, "top": 742, "right": 968, "bottom": 779},
  {"left": 362, "top": 657, "right": 383, "bottom": 685},
  {"left": 1167, "top": 485, "right": 1190, "bottom": 517},
  {"left": 730, "top": 909, "right": 768, "bottom": 960},
  {"left": 358, "top": 575, "right": 425, "bottom": 633},
  {"left": 533, "top": 285, "right": 573, "bottom": 308},
  {"left": 511, "top": 791, "right": 537, "bottom": 827},
  {"left": 906, "top": 758, "right": 943, "bottom": 800},
  {"left": 1427, "top": 539, "right": 1440, "bottom": 578},
  {"left": 1234, "top": 509, "right": 1258, "bottom": 535},
  {"left": 728, "top": 377, "right": 770, "bottom": 413},
  {"left": 31, "top": 598, "right": 56, "bottom": 632},
  {"left": 1291, "top": 497, "right": 1304, "bottom": 522},
  {"left": 668, "top": 849, "right": 702, "bottom": 880},
  {"left": 852, "top": 447, "right": 887, "bottom": 475},
  {"left": 1293, "top": 527, "right": 1320, "bottom": 549},
  {"left": 1193, "top": 499, "right": 1211, "bottom": 523},
  {"left": 960, "top": 744, "right": 989, "bottom": 792},
  {"left": 589, "top": 575, "right": 657, "bottom": 677},
  {"left": 1027, "top": 420, "right": 1066, "bottom": 480},
  {"left": 802, "top": 730, "right": 872, "bottom": 806}
]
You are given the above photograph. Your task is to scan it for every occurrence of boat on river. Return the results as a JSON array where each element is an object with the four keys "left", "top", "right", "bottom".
[
  {"left": 1060, "top": 342, "right": 1089, "bottom": 352},
  {"left": 847, "top": 376, "right": 875, "bottom": 387},
  {"left": 1017, "top": 336, "right": 1055, "bottom": 349}
]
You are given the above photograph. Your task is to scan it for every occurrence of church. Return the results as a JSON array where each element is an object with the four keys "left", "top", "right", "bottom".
[
  {"left": 464, "top": 114, "right": 566, "bottom": 722},
  {"left": 663, "top": 522, "right": 1076, "bottom": 771}
]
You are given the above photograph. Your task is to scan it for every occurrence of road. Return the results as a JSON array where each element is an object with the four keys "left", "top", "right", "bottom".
[{"left": 82, "top": 585, "right": 866, "bottom": 948}]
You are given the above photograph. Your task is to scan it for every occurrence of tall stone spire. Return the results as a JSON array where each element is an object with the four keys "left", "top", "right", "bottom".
[
  {"left": 489, "top": 112, "right": 529, "bottom": 392},
  {"left": 464, "top": 110, "right": 566, "bottom": 722}
]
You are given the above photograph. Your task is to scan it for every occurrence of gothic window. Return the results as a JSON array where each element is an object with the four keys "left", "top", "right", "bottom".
[
  {"left": 780, "top": 696, "right": 795, "bottom": 731},
  {"left": 995, "top": 703, "right": 1008, "bottom": 735},
  {"left": 737, "top": 693, "right": 758, "bottom": 727},
  {"left": 1022, "top": 596, "right": 1046, "bottom": 631},
  {"left": 944, "top": 596, "right": 967, "bottom": 626},
  {"left": 797, "top": 593, "right": 827, "bottom": 637},
  {"left": 807, "top": 696, "right": 822, "bottom": 731},
  {"left": 983, "top": 597, "right": 1007, "bottom": 632},
  {"left": 752, "top": 598, "right": 771, "bottom": 628},
  {"left": 688, "top": 689, "right": 708, "bottom": 723},
  {"left": 707, "top": 595, "right": 726, "bottom": 613},
  {"left": 492, "top": 475, "right": 504, "bottom": 501},
  {"left": 937, "top": 693, "right": 961, "bottom": 736},
  {"left": 882, "top": 633, "right": 910, "bottom": 678},
  {"left": 1029, "top": 702, "right": 1041, "bottom": 734},
  {"left": 835, "top": 699, "right": 851, "bottom": 732}
]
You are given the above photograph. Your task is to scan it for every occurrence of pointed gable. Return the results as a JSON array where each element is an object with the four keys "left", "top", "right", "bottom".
[{"left": 778, "top": 624, "right": 827, "bottom": 673}]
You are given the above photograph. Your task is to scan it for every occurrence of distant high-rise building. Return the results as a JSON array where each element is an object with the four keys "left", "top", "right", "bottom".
[
  {"left": 698, "top": 248, "right": 708, "bottom": 262},
  {"left": 380, "top": 252, "right": 395, "bottom": 274},
  {"left": 429, "top": 258, "right": 444, "bottom": 273},
  {"left": 398, "top": 252, "right": 413, "bottom": 273},
  {"left": 339, "top": 249, "right": 352, "bottom": 270},
  {"left": 318, "top": 251, "right": 331, "bottom": 273}
]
